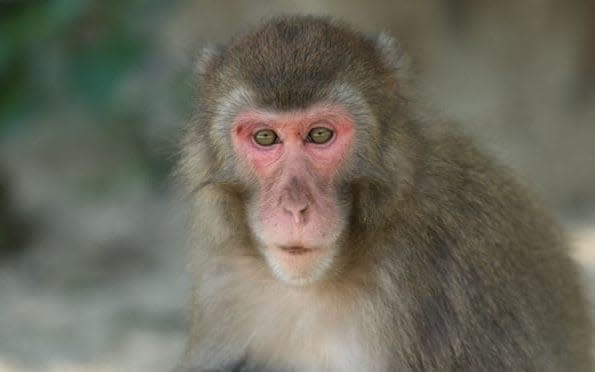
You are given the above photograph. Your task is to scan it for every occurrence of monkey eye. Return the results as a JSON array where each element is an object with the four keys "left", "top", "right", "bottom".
[
  {"left": 307, "top": 127, "right": 333, "bottom": 144},
  {"left": 253, "top": 129, "right": 278, "bottom": 146}
]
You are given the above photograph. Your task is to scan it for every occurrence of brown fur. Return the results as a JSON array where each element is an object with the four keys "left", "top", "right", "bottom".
[{"left": 176, "top": 16, "right": 592, "bottom": 371}]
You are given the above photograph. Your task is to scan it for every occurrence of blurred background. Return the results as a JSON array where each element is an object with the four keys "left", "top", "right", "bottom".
[{"left": 0, "top": 0, "right": 594, "bottom": 371}]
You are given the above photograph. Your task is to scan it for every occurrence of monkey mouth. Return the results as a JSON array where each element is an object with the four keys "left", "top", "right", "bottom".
[
  {"left": 266, "top": 244, "right": 330, "bottom": 285},
  {"left": 278, "top": 245, "right": 315, "bottom": 255}
]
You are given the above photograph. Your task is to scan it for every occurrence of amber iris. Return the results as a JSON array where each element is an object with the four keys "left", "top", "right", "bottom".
[
  {"left": 307, "top": 127, "right": 333, "bottom": 144},
  {"left": 254, "top": 129, "right": 278, "bottom": 146}
]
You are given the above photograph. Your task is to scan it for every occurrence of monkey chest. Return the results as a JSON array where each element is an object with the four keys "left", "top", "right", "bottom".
[{"left": 239, "top": 305, "right": 389, "bottom": 371}]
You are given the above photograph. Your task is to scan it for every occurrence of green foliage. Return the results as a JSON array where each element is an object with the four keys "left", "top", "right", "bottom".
[{"left": 0, "top": 0, "right": 159, "bottom": 134}]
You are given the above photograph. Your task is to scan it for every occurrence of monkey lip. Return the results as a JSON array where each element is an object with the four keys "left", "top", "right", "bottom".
[{"left": 277, "top": 245, "right": 316, "bottom": 255}]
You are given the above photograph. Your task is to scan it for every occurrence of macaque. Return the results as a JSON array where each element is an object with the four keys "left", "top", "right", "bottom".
[{"left": 176, "top": 16, "right": 592, "bottom": 371}]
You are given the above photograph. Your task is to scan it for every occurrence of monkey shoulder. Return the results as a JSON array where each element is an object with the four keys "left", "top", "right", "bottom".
[{"left": 394, "top": 126, "right": 592, "bottom": 370}]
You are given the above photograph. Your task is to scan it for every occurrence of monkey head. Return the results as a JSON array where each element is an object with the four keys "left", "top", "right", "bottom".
[{"left": 181, "top": 16, "right": 415, "bottom": 286}]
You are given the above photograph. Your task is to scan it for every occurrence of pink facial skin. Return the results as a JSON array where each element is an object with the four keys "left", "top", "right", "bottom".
[{"left": 231, "top": 105, "right": 355, "bottom": 284}]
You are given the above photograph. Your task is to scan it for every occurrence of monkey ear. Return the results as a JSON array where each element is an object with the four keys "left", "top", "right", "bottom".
[
  {"left": 375, "top": 32, "right": 411, "bottom": 74},
  {"left": 195, "top": 45, "right": 219, "bottom": 77}
]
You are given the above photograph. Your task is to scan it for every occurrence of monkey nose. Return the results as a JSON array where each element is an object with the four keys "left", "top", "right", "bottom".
[{"left": 282, "top": 200, "right": 309, "bottom": 225}]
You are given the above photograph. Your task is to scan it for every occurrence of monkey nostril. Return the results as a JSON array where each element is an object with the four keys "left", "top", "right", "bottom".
[
  {"left": 286, "top": 202, "right": 308, "bottom": 214},
  {"left": 297, "top": 202, "right": 308, "bottom": 213}
]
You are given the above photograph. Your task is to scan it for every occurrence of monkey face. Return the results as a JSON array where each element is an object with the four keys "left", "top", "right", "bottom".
[
  {"left": 188, "top": 16, "right": 409, "bottom": 287},
  {"left": 231, "top": 104, "right": 355, "bottom": 285}
]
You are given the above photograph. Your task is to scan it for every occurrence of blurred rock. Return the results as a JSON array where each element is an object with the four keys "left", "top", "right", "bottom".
[{"left": 0, "top": 172, "right": 33, "bottom": 257}]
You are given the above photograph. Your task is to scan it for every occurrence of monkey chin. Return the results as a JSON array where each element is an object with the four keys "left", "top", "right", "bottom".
[{"left": 262, "top": 245, "right": 336, "bottom": 286}]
